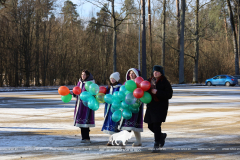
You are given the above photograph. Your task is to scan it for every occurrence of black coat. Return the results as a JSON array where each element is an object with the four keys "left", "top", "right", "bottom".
[{"left": 144, "top": 76, "right": 173, "bottom": 123}]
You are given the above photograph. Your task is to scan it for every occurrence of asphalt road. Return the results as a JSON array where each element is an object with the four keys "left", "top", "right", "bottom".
[{"left": 0, "top": 86, "right": 240, "bottom": 160}]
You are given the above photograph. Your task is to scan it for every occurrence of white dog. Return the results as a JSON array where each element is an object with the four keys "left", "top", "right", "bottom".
[{"left": 111, "top": 130, "right": 133, "bottom": 146}]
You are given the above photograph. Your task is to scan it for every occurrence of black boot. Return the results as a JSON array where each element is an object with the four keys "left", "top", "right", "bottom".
[
  {"left": 160, "top": 133, "right": 167, "bottom": 147},
  {"left": 151, "top": 142, "right": 161, "bottom": 153}
]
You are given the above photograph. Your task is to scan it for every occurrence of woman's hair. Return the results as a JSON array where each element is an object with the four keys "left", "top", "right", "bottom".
[
  {"left": 82, "top": 69, "right": 90, "bottom": 76},
  {"left": 81, "top": 69, "right": 90, "bottom": 81}
]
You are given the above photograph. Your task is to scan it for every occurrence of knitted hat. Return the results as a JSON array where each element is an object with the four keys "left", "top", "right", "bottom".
[
  {"left": 110, "top": 72, "right": 120, "bottom": 82},
  {"left": 153, "top": 65, "right": 165, "bottom": 76}
]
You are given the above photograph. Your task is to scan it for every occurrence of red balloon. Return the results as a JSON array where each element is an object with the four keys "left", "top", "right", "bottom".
[
  {"left": 73, "top": 86, "right": 81, "bottom": 95},
  {"left": 140, "top": 81, "right": 151, "bottom": 91},
  {"left": 99, "top": 86, "right": 107, "bottom": 94},
  {"left": 134, "top": 77, "right": 144, "bottom": 88},
  {"left": 133, "top": 88, "right": 144, "bottom": 99},
  {"left": 58, "top": 86, "right": 70, "bottom": 96}
]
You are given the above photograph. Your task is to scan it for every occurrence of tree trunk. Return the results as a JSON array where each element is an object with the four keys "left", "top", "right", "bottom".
[
  {"left": 162, "top": 0, "right": 166, "bottom": 69},
  {"left": 223, "top": 9, "right": 229, "bottom": 52},
  {"left": 148, "top": 0, "right": 152, "bottom": 69},
  {"left": 176, "top": 0, "right": 180, "bottom": 73},
  {"left": 193, "top": 0, "right": 199, "bottom": 83},
  {"left": 179, "top": 0, "right": 185, "bottom": 84},
  {"left": 112, "top": 0, "right": 117, "bottom": 72},
  {"left": 35, "top": 0, "right": 40, "bottom": 86},
  {"left": 141, "top": 0, "right": 147, "bottom": 79},
  {"left": 226, "top": 0, "right": 239, "bottom": 75},
  {"left": 238, "top": 0, "right": 240, "bottom": 74}
]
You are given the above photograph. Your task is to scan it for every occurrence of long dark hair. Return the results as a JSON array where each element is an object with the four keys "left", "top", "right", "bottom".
[{"left": 81, "top": 69, "right": 90, "bottom": 81}]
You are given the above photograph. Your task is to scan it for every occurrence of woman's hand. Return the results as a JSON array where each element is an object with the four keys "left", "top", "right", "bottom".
[{"left": 151, "top": 89, "right": 157, "bottom": 94}]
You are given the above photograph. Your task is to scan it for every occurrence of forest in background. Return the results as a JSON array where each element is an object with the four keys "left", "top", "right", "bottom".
[{"left": 0, "top": 0, "right": 239, "bottom": 86}]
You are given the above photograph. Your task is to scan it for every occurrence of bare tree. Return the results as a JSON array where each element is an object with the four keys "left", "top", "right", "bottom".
[
  {"left": 193, "top": 0, "right": 199, "bottom": 83},
  {"left": 179, "top": 0, "right": 185, "bottom": 84},
  {"left": 226, "top": 0, "right": 239, "bottom": 75},
  {"left": 141, "top": 0, "right": 147, "bottom": 79},
  {"left": 161, "top": 0, "right": 166, "bottom": 69}
]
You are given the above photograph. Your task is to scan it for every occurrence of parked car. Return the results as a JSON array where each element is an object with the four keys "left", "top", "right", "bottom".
[
  {"left": 233, "top": 75, "right": 240, "bottom": 84},
  {"left": 205, "top": 75, "right": 238, "bottom": 86}
]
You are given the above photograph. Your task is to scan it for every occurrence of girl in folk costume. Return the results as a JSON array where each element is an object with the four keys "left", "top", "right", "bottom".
[
  {"left": 101, "top": 72, "right": 122, "bottom": 146},
  {"left": 73, "top": 70, "right": 95, "bottom": 143},
  {"left": 118, "top": 68, "right": 143, "bottom": 146}
]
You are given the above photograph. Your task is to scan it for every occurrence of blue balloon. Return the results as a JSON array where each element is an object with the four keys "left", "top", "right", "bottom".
[
  {"left": 121, "top": 101, "right": 129, "bottom": 110},
  {"left": 91, "top": 101, "right": 99, "bottom": 111},
  {"left": 104, "top": 94, "right": 113, "bottom": 104},
  {"left": 125, "top": 92, "right": 137, "bottom": 105},
  {"left": 112, "top": 101, "right": 121, "bottom": 110},
  {"left": 111, "top": 107, "right": 116, "bottom": 113},
  {"left": 88, "top": 96, "right": 98, "bottom": 110},
  {"left": 113, "top": 91, "right": 119, "bottom": 99},
  {"left": 118, "top": 91, "right": 125, "bottom": 101},
  {"left": 122, "top": 109, "right": 132, "bottom": 120},
  {"left": 112, "top": 110, "right": 122, "bottom": 122},
  {"left": 120, "top": 85, "right": 127, "bottom": 93},
  {"left": 82, "top": 100, "right": 88, "bottom": 107},
  {"left": 80, "top": 91, "right": 91, "bottom": 101}
]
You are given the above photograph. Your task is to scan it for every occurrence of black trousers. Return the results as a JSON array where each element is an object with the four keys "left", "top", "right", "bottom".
[
  {"left": 80, "top": 127, "right": 90, "bottom": 140},
  {"left": 148, "top": 122, "right": 162, "bottom": 143}
]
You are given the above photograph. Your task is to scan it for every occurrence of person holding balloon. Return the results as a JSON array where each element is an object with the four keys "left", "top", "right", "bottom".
[
  {"left": 73, "top": 70, "right": 95, "bottom": 143},
  {"left": 144, "top": 65, "right": 173, "bottom": 153},
  {"left": 101, "top": 72, "right": 122, "bottom": 146},
  {"left": 118, "top": 68, "right": 144, "bottom": 147}
]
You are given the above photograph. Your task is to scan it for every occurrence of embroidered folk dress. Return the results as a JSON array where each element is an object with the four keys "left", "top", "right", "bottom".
[
  {"left": 101, "top": 83, "right": 122, "bottom": 135},
  {"left": 73, "top": 74, "right": 95, "bottom": 128},
  {"left": 118, "top": 68, "right": 143, "bottom": 132}
]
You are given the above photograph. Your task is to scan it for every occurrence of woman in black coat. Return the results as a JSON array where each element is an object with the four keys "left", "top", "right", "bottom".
[{"left": 144, "top": 65, "right": 173, "bottom": 152}]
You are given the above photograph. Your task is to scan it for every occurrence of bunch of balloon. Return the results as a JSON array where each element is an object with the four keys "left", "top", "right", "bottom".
[
  {"left": 58, "top": 86, "right": 72, "bottom": 103},
  {"left": 79, "top": 83, "right": 107, "bottom": 111},
  {"left": 132, "top": 77, "right": 152, "bottom": 104}
]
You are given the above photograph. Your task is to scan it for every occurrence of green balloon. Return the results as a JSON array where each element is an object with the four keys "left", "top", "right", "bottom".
[
  {"left": 89, "top": 83, "right": 99, "bottom": 95},
  {"left": 61, "top": 93, "right": 72, "bottom": 103},
  {"left": 112, "top": 110, "right": 122, "bottom": 122},
  {"left": 140, "top": 92, "right": 152, "bottom": 104},
  {"left": 122, "top": 109, "right": 132, "bottom": 120},
  {"left": 96, "top": 93, "right": 105, "bottom": 103},
  {"left": 85, "top": 81, "right": 93, "bottom": 92},
  {"left": 125, "top": 80, "right": 137, "bottom": 92}
]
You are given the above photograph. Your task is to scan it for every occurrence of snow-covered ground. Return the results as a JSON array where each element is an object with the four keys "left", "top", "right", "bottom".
[{"left": 0, "top": 86, "right": 240, "bottom": 159}]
